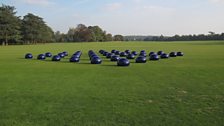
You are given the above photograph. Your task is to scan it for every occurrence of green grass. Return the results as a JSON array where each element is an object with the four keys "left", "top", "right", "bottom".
[{"left": 0, "top": 41, "right": 224, "bottom": 126}]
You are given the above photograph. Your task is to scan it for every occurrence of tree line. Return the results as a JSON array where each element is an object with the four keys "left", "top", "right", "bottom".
[
  {"left": 54, "top": 24, "right": 124, "bottom": 42},
  {"left": 143, "top": 32, "right": 224, "bottom": 41},
  {"left": 1, "top": 4, "right": 223, "bottom": 45},
  {"left": 0, "top": 4, "right": 54, "bottom": 45},
  {"left": 0, "top": 4, "right": 124, "bottom": 45}
]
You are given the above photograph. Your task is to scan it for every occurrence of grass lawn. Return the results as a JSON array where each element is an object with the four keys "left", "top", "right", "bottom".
[{"left": 0, "top": 41, "right": 224, "bottom": 126}]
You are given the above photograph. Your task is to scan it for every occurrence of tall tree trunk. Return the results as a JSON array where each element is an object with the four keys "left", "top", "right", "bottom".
[
  {"left": 5, "top": 34, "right": 8, "bottom": 46},
  {"left": 1, "top": 42, "right": 5, "bottom": 46}
]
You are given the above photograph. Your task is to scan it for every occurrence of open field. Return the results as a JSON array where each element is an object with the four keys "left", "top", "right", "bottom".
[{"left": 0, "top": 41, "right": 224, "bottom": 126}]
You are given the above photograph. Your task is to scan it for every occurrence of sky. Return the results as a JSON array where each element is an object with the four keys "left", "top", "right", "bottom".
[{"left": 1, "top": 0, "right": 224, "bottom": 36}]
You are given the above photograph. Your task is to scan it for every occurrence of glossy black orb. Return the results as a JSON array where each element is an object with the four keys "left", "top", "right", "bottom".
[
  {"left": 45, "top": 52, "right": 52, "bottom": 57},
  {"left": 117, "top": 58, "right": 130, "bottom": 66},
  {"left": 37, "top": 54, "right": 45, "bottom": 60},
  {"left": 125, "top": 50, "right": 131, "bottom": 54},
  {"left": 131, "top": 51, "right": 138, "bottom": 55},
  {"left": 127, "top": 54, "right": 135, "bottom": 59},
  {"left": 63, "top": 51, "right": 68, "bottom": 56},
  {"left": 89, "top": 53, "right": 97, "bottom": 58},
  {"left": 139, "top": 52, "right": 147, "bottom": 57},
  {"left": 149, "top": 52, "right": 156, "bottom": 56},
  {"left": 150, "top": 54, "right": 159, "bottom": 61},
  {"left": 52, "top": 55, "right": 61, "bottom": 61},
  {"left": 106, "top": 53, "right": 113, "bottom": 58},
  {"left": 91, "top": 57, "right": 102, "bottom": 64},
  {"left": 25, "top": 53, "right": 33, "bottom": 59},
  {"left": 141, "top": 50, "right": 146, "bottom": 53},
  {"left": 169, "top": 52, "right": 177, "bottom": 57},
  {"left": 115, "top": 51, "right": 120, "bottom": 55},
  {"left": 111, "top": 55, "right": 120, "bottom": 61},
  {"left": 136, "top": 56, "right": 147, "bottom": 63},
  {"left": 177, "top": 52, "right": 184, "bottom": 56},
  {"left": 111, "top": 50, "right": 116, "bottom": 53},
  {"left": 88, "top": 50, "right": 94, "bottom": 56},
  {"left": 70, "top": 57, "right": 80, "bottom": 62},
  {"left": 120, "top": 52, "right": 127, "bottom": 57},
  {"left": 99, "top": 50, "right": 105, "bottom": 54},
  {"left": 103, "top": 52, "right": 109, "bottom": 56},
  {"left": 90, "top": 55, "right": 99, "bottom": 60},
  {"left": 58, "top": 53, "right": 65, "bottom": 58},
  {"left": 157, "top": 51, "right": 164, "bottom": 55},
  {"left": 72, "top": 54, "right": 80, "bottom": 58},
  {"left": 160, "top": 53, "right": 169, "bottom": 59}
]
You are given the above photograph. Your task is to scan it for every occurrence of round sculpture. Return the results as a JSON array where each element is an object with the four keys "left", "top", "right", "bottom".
[
  {"left": 157, "top": 51, "right": 164, "bottom": 55},
  {"left": 25, "top": 53, "right": 33, "bottom": 59},
  {"left": 125, "top": 50, "right": 131, "bottom": 54},
  {"left": 111, "top": 55, "right": 120, "bottom": 61},
  {"left": 106, "top": 53, "right": 113, "bottom": 58},
  {"left": 70, "top": 57, "right": 80, "bottom": 62},
  {"left": 136, "top": 56, "right": 147, "bottom": 63},
  {"left": 169, "top": 52, "right": 177, "bottom": 57},
  {"left": 37, "top": 54, "right": 46, "bottom": 60},
  {"left": 115, "top": 51, "right": 120, "bottom": 55},
  {"left": 90, "top": 55, "right": 99, "bottom": 60},
  {"left": 127, "top": 54, "right": 135, "bottom": 59},
  {"left": 117, "top": 58, "right": 130, "bottom": 66},
  {"left": 177, "top": 52, "right": 184, "bottom": 56},
  {"left": 103, "top": 52, "right": 109, "bottom": 56},
  {"left": 72, "top": 54, "right": 80, "bottom": 58},
  {"left": 131, "top": 51, "right": 138, "bottom": 55},
  {"left": 160, "top": 53, "right": 169, "bottom": 59},
  {"left": 52, "top": 55, "right": 61, "bottom": 61},
  {"left": 150, "top": 54, "right": 159, "bottom": 61},
  {"left": 111, "top": 50, "right": 116, "bottom": 53},
  {"left": 63, "top": 51, "right": 68, "bottom": 56},
  {"left": 120, "top": 52, "right": 127, "bottom": 57},
  {"left": 91, "top": 57, "right": 102, "bottom": 64},
  {"left": 58, "top": 53, "right": 65, "bottom": 58},
  {"left": 99, "top": 50, "right": 105, "bottom": 54},
  {"left": 139, "top": 52, "right": 147, "bottom": 57},
  {"left": 45, "top": 52, "right": 52, "bottom": 57},
  {"left": 149, "top": 52, "right": 156, "bottom": 56}
]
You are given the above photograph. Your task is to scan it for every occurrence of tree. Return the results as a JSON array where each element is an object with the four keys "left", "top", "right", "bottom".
[
  {"left": 88, "top": 26, "right": 105, "bottom": 42},
  {"left": 0, "top": 4, "right": 21, "bottom": 45},
  {"left": 113, "top": 35, "right": 124, "bottom": 41},
  {"left": 67, "top": 24, "right": 95, "bottom": 42},
  {"left": 105, "top": 33, "right": 113, "bottom": 41},
  {"left": 21, "top": 13, "right": 54, "bottom": 44}
]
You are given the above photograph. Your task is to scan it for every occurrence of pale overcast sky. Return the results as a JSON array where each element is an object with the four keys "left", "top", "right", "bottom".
[{"left": 1, "top": 0, "right": 224, "bottom": 36}]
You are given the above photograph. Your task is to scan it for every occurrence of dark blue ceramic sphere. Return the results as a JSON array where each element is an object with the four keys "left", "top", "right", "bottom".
[
  {"left": 70, "top": 57, "right": 80, "bottom": 62},
  {"left": 58, "top": 53, "right": 65, "bottom": 58},
  {"left": 177, "top": 52, "right": 184, "bottom": 56},
  {"left": 169, "top": 52, "right": 177, "bottom": 57},
  {"left": 111, "top": 55, "right": 120, "bottom": 61},
  {"left": 127, "top": 54, "right": 135, "bottom": 59},
  {"left": 37, "top": 54, "right": 46, "bottom": 60},
  {"left": 91, "top": 57, "right": 102, "bottom": 64},
  {"left": 120, "top": 52, "right": 127, "bottom": 57},
  {"left": 52, "top": 55, "right": 61, "bottom": 61},
  {"left": 45, "top": 52, "right": 52, "bottom": 57},
  {"left": 117, "top": 58, "right": 130, "bottom": 66},
  {"left": 160, "top": 53, "right": 169, "bottom": 59},
  {"left": 150, "top": 54, "right": 159, "bottom": 61},
  {"left": 136, "top": 56, "right": 147, "bottom": 63},
  {"left": 25, "top": 53, "right": 33, "bottom": 59}
]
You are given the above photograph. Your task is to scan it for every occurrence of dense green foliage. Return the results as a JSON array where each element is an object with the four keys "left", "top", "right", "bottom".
[
  {"left": 0, "top": 41, "right": 223, "bottom": 126},
  {"left": 21, "top": 13, "right": 54, "bottom": 44},
  {"left": 0, "top": 4, "right": 54, "bottom": 45},
  {"left": 125, "top": 33, "right": 224, "bottom": 41},
  {"left": 0, "top": 5, "right": 21, "bottom": 45},
  {"left": 55, "top": 24, "right": 122, "bottom": 42}
]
